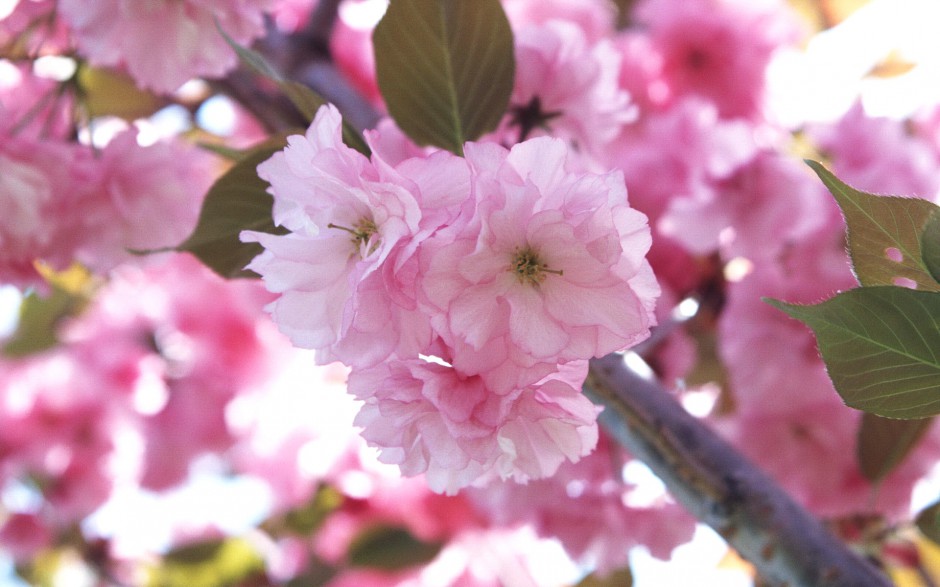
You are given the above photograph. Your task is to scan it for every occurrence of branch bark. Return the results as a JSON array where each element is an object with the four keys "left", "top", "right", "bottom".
[{"left": 585, "top": 353, "right": 893, "bottom": 587}]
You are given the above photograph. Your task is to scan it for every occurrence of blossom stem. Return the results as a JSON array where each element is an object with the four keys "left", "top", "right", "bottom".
[{"left": 584, "top": 353, "right": 893, "bottom": 587}]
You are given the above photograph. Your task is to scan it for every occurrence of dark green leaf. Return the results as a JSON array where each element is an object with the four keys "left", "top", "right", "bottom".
[
  {"left": 611, "top": 0, "right": 640, "bottom": 29},
  {"left": 576, "top": 567, "right": 633, "bottom": 587},
  {"left": 806, "top": 160, "right": 940, "bottom": 291},
  {"left": 151, "top": 538, "right": 264, "bottom": 587},
  {"left": 373, "top": 0, "right": 515, "bottom": 155},
  {"left": 766, "top": 287, "right": 940, "bottom": 418},
  {"left": 347, "top": 526, "right": 443, "bottom": 570},
  {"left": 163, "top": 540, "right": 226, "bottom": 565},
  {"left": 215, "top": 22, "right": 370, "bottom": 155},
  {"left": 176, "top": 141, "right": 288, "bottom": 279},
  {"left": 917, "top": 500, "right": 940, "bottom": 545},
  {"left": 857, "top": 413, "right": 933, "bottom": 481},
  {"left": 284, "top": 556, "right": 337, "bottom": 587},
  {"left": 921, "top": 209, "right": 940, "bottom": 285}
]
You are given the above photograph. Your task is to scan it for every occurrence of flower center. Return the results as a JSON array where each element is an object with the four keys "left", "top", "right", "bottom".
[
  {"left": 328, "top": 218, "right": 379, "bottom": 255},
  {"left": 510, "top": 245, "right": 563, "bottom": 285}
]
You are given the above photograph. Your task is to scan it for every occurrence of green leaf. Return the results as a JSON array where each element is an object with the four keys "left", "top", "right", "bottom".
[
  {"left": 216, "top": 21, "right": 285, "bottom": 82},
  {"left": 3, "top": 264, "right": 96, "bottom": 357},
  {"left": 261, "top": 484, "right": 344, "bottom": 537},
  {"left": 2, "top": 290, "right": 73, "bottom": 357},
  {"left": 806, "top": 160, "right": 940, "bottom": 291},
  {"left": 176, "top": 139, "right": 289, "bottom": 279},
  {"left": 76, "top": 64, "right": 165, "bottom": 120},
  {"left": 284, "top": 556, "right": 337, "bottom": 587},
  {"left": 921, "top": 209, "right": 940, "bottom": 285},
  {"left": 766, "top": 287, "right": 940, "bottom": 419},
  {"left": 576, "top": 568, "right": 633, "bottom": 587},
  {"left": 857, "top": 413, "right": 933, "bottom": 481},
  {"left": 373, "top": 0, "right": 515, "bottom": 155},
  {"left": 347, "top": 526, "right": 443, "bottom": 570},
  {"left": 917, "top": 500, "right": 940, "bottom": 545},
  {"left": 148, "top": 538, "right": 264, "bottom": 587},
  {"left": 215, "top": 21, "right": 370, "bottom": 156}
]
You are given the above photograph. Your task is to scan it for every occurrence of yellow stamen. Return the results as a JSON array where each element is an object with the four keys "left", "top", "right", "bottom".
[{"left": 510, "top": 245, "right": 563, "bottom": 285}]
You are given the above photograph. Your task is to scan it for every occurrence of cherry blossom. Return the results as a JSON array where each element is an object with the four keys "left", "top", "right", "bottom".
[
  {"left": 58, "top": 0, "right": 274, "bottom": 93},
  {"left": 467, "top": 433, "right": 696, "bottom": 572},
  {"left": 421, "top": 138, "right": 658, "bottom": 367},
  {"left": 68, "top": 130, "right": 215, "bottom": 274},
  {"left": 0, "top": 137, "right": 82, "bottom": 286},
  {"left": 245, "top": 105, "right": 469, "bottom": 368},
  {"left": 810, "top": 102, "right": 940, "bottom": 199},
  {"left": 500, "top": 20, "right": 636, "bottom": 153},
  {"left": 659, "top": 152, "right": 828, "bottom": 260},
  {"left": 503, "top": 0, "right": 616, "bottom": 42},
  {"left": 634, "top": 0, "right": 803, "bottom": 120},
  {"left": 347, "top": 357, "right": 599, "bottom": 494}
]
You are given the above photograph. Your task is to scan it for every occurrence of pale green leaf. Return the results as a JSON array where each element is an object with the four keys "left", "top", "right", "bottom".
[
  {"left": 806, "top": 160, "right": 940, "bottom": 291},
  {"left": 373, "top": 0, "right": 515, "bottom": 155},
  {"left": 766, "top": 287, "right": 940, "bottom": 418}
]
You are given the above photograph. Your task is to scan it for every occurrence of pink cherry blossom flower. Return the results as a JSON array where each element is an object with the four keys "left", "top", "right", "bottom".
[
  {"left": 503, "top": 0, "right": 616, "bottom": 42},
  {"left": 811, "top": 102, "right": 940, "bottom": 199},
  {"left": 635, "top": 0, "right": 803, "bottom": 120},
  {"left": 58, "top": 0, "right": 273, "bottom": 93},
  {"left": 601, "top": 98, "right": 757, "bottom": 291},
  {"left": 244, "top": 105, "right": 470, "bottom": 368},
  {"left": 0, "top": 513, "right": 53, "bottom": 562},
  {"left": 719, "top": 397, "right": 939, "bottom": 519},
  {"left": 0, "top": 0, "right": 68, "bottom": 54},
  {"left": 468, "top": 433, "right": 695, "bottom": 572},
  {"left": 659, "top": 152, "right": 829, "bottom": 260},
  {"left": 0, "top": 354, "right": 118, "bottom": 521},
  {"left": 270, "top": 0, "right": 318, "bottom": 33},
  {"left": 347, "top": 358, "right": 600, "bottom": 494},
  {"left": 69, "top": 129, "right": 215, "bottom": 274},
  {"left": 500, "top": 20, "right": 635, "bottom": 153},
  {"left": 0, "top": 137, "right": 82, "bottom": 286},
  {"left": 421, "top": 138, "right": 658, "bottom": 367},
  {"left": 61, "top": 254, "right": 274, "bottom": 490},
  {"left": 0, "top": 61, "right": 73, "bottom": 140}
]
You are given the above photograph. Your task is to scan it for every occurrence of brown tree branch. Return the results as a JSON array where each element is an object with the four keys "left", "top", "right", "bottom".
[{"left": 585, "top": 353, "right": 892, "bottom": 587}]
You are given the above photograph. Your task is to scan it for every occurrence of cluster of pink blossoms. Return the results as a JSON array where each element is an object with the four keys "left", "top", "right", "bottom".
[
  {"left": 245, "top": 105, "right": 659, "bottom": 494},
  {"left": 58, "top": 0, "right": 275, "bottom": 93}
]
